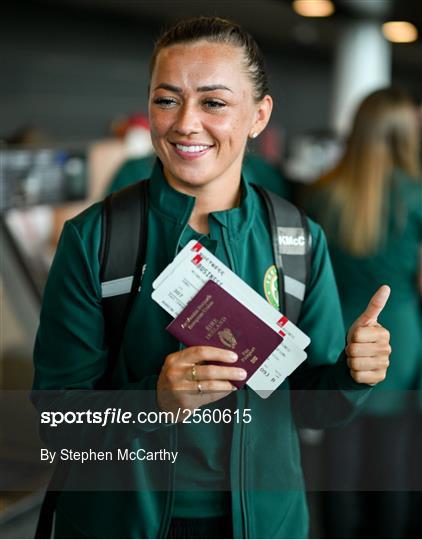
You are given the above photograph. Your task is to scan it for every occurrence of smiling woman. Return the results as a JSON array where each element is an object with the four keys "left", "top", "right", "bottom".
[
  {"left": 148, "top": 35, "right": 272, "bottom": 233},
  {"left": 32, "top": 15, "right": 392, "bottom": 540}
]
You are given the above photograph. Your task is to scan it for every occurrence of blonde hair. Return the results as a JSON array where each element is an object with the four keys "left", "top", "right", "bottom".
[{"left": 317, "top": 87, "right": 421, "bottom": 256}]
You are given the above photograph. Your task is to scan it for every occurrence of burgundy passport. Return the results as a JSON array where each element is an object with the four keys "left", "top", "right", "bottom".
[{"left": 166, "top": 280, "right": 283, "bottom": 388}]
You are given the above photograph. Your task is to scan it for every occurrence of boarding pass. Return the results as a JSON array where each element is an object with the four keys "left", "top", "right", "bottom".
[
  {"left": 153, "top": 241, "right": 310, "bottom": 348},
  {"left": 152, "top": 241, "right": 310, "bottom": 398}
]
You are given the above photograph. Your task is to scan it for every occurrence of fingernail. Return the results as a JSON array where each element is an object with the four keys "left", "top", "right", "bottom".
[
  {"left": 238, "top": 369, "right": 247, "bottom": 379},
  {"left": 228, "top": 353, "right": 238, "bottom": 362},
  {"left": 231, "top": 385, "right": 238, "bottom": 391}
]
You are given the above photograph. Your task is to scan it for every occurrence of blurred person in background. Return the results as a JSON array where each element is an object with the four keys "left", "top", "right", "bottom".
[{"left": 306, "top": 87, "right": 422, "bottom": 539}]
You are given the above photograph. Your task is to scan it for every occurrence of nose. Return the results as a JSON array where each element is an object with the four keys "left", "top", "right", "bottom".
[{"left": 172, "top": 101, "right": 201, "bottom": 135}]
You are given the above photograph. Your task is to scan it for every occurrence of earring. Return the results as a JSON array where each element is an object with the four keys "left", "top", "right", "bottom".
[{"left": 251, "top": 132, "right": 258, "bottom": 139}]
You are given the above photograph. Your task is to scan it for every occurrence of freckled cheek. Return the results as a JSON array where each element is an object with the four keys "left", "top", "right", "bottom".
[
  {"left": 149, "top": 131, "right": 169, "bottom": 161},
  {"left": 148, "top": 127, "right": 160, "bottom": 150},
  {"left": 207, "top": 119, "right": 240, "bottom": 149},
  {"left": 149, "top": 111, "right": 173, "bottom": 137},
  {"left": 219, "top": 122, "right": 245, "bottom": 151}
]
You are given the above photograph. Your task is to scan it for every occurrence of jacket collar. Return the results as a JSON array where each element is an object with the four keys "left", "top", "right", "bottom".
[
  {"left": 149, "top": 159, "right": 196, "bottom": 225},
  {"left": 148, "top": 159, "right": 257, "bottom": 238}
]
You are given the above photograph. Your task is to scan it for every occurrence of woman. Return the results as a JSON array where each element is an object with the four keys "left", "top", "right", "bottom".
[
  {"left": 306, "top": 88, "right": 422, "bottom": 538},
  {"left": 33, "top": 17, "right": 391, "bottom": 539}
]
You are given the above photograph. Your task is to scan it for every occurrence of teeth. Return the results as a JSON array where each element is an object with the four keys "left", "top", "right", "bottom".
[{"left": 175, "top": 144, "right": 209, "bottom": 153}]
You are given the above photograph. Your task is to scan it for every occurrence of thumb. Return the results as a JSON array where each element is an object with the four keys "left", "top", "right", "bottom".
[{"left": 354, "top": 285, "right": 391, "bottom": 327}]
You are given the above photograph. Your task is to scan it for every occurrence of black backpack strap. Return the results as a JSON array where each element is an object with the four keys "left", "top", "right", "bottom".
[
  {"left": 253, "top": 184, "right": 312, "bottom": 324},
  {"left": 99, "top": 179, "right": 149, "bottom": 383},
  {"left": 34, "top": 180, "right": 149, "bottom": 539}
]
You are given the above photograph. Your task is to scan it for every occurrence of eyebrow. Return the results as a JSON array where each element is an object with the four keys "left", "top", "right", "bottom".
[
  {"left": 153, "top": 83, "right": 233, "bottom": 93},
  {"left": 197, "top": 84, "right": 233, "bottom": 93}
]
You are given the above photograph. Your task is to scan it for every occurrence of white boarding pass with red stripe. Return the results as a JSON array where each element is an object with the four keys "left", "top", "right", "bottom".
[
  {"left": 153, "top": 241, "right": 310, "bottom": 349},
  {"left": 151, "top": 242, "right": 310, "bottom": 398}
]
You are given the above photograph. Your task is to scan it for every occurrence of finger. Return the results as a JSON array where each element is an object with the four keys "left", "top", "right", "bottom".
[
  {"left": 349, "top": 325, "right": 389, "bottom": 344},
  {"left": 192, "top": 364, "right": 247, "bottom": 382},
  {"left": 346, "top": 342, "right": 388, "bottom": 357},
  {"left": 354, "top": 285, "right": 391, "bottom": 326},
  {"left": 347, "top": 356, "right": 390, "bottom": 371},
  {"left": 350, "top": 369, "right": 387, "bottom": 385},
  {"left": 182, "top": 346, "right": 238, "bottom": 365},
  {"left": 186, "top": 380, "right": 236, "bottom": 395},
  {"left": 158, "top": 386, "right": 234, "bottom": 411}
]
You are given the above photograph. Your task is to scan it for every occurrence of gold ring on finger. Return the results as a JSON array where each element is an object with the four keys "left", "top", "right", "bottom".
[
  {"left": 191, "top": 365, "right": 197, "bottom": 381},
  {"left": 197, "top": 382, "right": 202, "bottom": 394}
]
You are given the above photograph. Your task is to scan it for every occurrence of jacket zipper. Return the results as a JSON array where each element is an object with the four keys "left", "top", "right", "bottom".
[
  {"left": 240, "top": 392, "right": 249, "bottom": 539},
  {"left": 223, "top": 229, "right": 249, "bottom": 539},
  {"left": 158, "top": 427, "right": 177, "bottom": 538},
  {"left": 159, "top": 224, "right": 188, "bottom": 538}
]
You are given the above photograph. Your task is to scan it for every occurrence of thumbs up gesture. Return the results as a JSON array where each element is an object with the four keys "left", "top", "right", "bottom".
[{"left": 346, "top": 285, "right": 392, "bottom": 385}]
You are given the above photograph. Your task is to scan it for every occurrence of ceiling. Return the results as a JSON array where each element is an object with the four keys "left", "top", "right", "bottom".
[{"left": 21, "top": 0, "right": 422, "bottom": 70}]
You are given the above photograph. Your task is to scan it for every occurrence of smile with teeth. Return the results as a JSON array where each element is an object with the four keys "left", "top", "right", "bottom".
[{"left": 174, "top": 143, "right": 211, "bottom": 153}]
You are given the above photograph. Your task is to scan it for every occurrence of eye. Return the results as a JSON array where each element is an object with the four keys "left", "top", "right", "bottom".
[
  {"left": 153, "top": 97, "right": 178, "bottom": 108},
  {"left": 203, "top": 99, "right": 226, "bottom": 110}
]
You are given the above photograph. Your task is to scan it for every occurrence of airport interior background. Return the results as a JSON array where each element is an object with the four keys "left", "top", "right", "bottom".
[{"left": 1, "top": 0, "right": 421, "bottom": 538}]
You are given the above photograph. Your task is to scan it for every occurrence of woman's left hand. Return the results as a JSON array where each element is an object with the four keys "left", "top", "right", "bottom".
[{"left": 346, "top": 285, "right": 392, "bottom": 385}]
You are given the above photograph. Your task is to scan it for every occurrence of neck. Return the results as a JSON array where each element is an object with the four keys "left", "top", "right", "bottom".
[
  {"left": 189, "top": 180, "right": 242, "bottom": 233},
  {"left": 166, "top": 172, "right": 242, "bottom": 234}
]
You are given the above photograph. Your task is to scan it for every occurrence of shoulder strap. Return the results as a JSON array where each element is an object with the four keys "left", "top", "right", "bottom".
[
  {"left": 253, "top": 184, "right": 312, "bottom": 324},
  {"left": 99, "top": 179, "right": 149, "bottom": 384}
]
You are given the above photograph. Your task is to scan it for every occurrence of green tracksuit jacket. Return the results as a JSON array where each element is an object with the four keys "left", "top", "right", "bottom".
[{"left": 33, "top": 160, "right": 371, "bottom": 538}]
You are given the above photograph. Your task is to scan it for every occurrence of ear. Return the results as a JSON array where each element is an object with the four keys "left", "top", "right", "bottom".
[{"left": 249, "top": 95, "right": 273, "bottom": 139}]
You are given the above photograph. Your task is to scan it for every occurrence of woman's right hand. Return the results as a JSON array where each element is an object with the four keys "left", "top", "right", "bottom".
[{"left": 157, "top": 346, "right": 247, "bottom": 418}]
